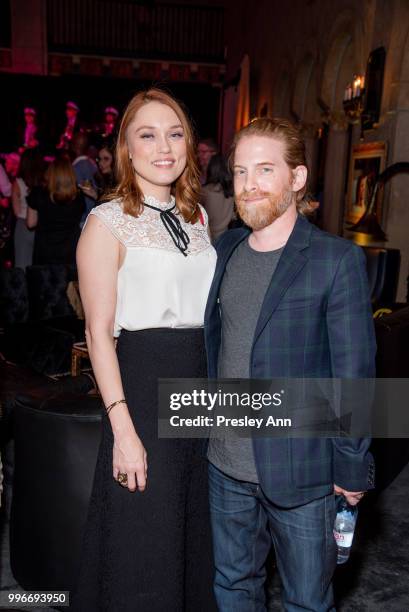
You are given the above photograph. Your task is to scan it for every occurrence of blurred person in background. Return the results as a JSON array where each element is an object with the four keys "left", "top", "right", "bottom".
[
  {"left": 5, "top": 152, "right": 20, "bottom": 182},
  {"left": 201, "top": 154, "right": 235, "bottom": 242},
  {"left": 57, "top": 101, "right": 81, "bottom": 150},
  {"left": 26, "top": 157, "right": 84, "bottom": 265},
  {"left": 197, "top": 137, "right": 217, "bottom": 184},
  {"left": 70, "top": 132, "right": 97, "bottom": 225},
  {"left": 79, "top": 138, "right": 117, "bottom": 205},
  {"left": 19, "top": 107, "right": 39, "bottom": 153},
  {"left": 12, "top": 148, "right": 46, "bottom": 269},
  {"left": 102, "top": 106, "right": 119, "bottom": 138},
  {"left": 0, "top": 156, "right": 17, "bottom": 265},
  {"left": 0, "top": 162, "right": 12, "bottom": 203}
]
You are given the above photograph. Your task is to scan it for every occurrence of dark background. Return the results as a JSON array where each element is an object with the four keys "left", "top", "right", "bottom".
[{"left": 0, "top": 73, "right": 221, "bottom": 152}]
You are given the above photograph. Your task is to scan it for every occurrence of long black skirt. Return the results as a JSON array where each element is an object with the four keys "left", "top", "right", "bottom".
[{"left": 73, "top": 329, "right": 216, "bottom": 611}]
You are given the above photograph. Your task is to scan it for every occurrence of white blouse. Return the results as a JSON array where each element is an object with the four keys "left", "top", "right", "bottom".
[{"left": 88, "top": 196, "right": 217, "bottom": 337}]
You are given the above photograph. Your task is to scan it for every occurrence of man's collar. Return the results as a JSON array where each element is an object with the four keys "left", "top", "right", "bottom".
[{"left": 73, "top": 155, "right": 89, "bottom": 165}]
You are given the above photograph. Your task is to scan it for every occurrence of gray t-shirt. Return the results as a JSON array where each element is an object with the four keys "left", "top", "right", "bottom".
[{"left": 207, "top": 237, "right": 284, "bottom": 482}]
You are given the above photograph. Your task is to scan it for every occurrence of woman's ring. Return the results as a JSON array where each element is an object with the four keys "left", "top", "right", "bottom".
[{"left": 117, "top": 472, "right": 128, "bottom": 486}]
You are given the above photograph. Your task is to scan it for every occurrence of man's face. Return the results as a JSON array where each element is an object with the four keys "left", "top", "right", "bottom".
[
  {"left": 233, "top": 135, "right": 297, "bottom": 231},
  {"left": 197, "top": 143, "right": 216, "bottom": 171}
]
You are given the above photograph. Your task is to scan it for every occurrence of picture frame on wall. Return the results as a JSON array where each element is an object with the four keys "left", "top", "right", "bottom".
[{"left": 345, "top": 141, "right": 387, "bottom": 225}]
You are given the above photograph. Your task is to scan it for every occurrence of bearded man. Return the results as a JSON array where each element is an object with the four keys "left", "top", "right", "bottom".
[{"left": 204, "top": 118, "right": 376, "bottom": 611}]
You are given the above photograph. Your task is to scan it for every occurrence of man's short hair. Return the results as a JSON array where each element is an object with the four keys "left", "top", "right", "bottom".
[
  {"left": 230, "top": 117, "right": 317, "bottom": 215},
  {"left": 198, "top": 138, "right": 218, "bottom": 152}
]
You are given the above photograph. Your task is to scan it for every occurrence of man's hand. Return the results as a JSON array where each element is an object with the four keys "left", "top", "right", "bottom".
[{"left": 334, "top": 484, "right": 365, "bottom": 506}]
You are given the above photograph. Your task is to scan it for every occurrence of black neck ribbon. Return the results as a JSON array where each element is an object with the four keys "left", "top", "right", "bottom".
[{"left": 143, "top": 201, "right": 190, "bottom": 257}]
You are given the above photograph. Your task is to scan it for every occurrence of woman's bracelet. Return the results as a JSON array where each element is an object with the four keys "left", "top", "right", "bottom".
[{"left": 106, "top": 398, "right": 127, "bottom": 415}]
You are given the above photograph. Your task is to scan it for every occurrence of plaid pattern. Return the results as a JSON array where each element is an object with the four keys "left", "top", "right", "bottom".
[{"left": 204, "top": 215, "right": 376, "bottom": 507}]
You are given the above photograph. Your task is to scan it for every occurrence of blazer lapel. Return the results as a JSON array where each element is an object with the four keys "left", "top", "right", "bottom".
[{"left": 252, "top": 215, "right": 313, "bottom": 343}]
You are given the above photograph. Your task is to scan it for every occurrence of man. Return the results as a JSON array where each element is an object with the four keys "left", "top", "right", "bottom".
[
  {"left": 205, "top": 117, "right": 376, "bottom": 611},
  {"left": 20, "top": 107, "right": 39, "bottom": 152},
  {"left": 197, "top": 137, "right": 217, "bottom": 184},
  {"left": 57, "top": 101, "right": 81, "bottom": 150},
  {"left": 70, "top": 132, "right": 97, "bottom": 226},
  {"left": 102, "top": 106, "right": 119, "bottom": 137}
]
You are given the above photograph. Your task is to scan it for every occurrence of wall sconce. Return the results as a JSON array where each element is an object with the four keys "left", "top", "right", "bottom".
[{"left": 343, "top": 75, "right": 365, "bottom": 121}]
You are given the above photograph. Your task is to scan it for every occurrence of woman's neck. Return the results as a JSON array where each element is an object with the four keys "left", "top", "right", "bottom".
[{"left": 139, "top": 183, "right": 172, "bottom": 204}]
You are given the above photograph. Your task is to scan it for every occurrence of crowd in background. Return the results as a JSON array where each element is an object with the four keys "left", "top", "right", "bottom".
[{"left": 0, "top": 101, "right": 239, "bottom": 271}]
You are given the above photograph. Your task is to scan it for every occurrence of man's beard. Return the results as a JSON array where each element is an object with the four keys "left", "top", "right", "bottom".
[{"left": 236, "top": 189, "right": 294, "bottom": 231}]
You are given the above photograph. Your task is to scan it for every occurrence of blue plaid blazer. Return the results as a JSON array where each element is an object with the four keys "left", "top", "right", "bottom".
[{"left": 204, "top": 214, "right": 376, "bottom": 507}]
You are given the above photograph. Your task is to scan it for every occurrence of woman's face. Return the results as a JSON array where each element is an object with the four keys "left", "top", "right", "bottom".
[
  {"left": 98, "top": 148, "right": 113, "bottom": 175},
  {"left": 126, "top": 101, "right": 187, "bottom": 195}
]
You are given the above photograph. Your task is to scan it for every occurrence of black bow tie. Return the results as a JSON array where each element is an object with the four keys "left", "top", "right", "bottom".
[{"left": 143, "top": 201, "right": 190, "bottom": 257}]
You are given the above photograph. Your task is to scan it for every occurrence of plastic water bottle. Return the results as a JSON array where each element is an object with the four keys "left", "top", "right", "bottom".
[{"left": 333, "top": 495, "right": 358, "bottom": 564}]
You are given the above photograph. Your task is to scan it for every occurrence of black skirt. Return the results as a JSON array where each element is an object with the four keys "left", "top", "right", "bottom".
[{"left": 72, "top": 328, "right": 216, "bottom": 612}]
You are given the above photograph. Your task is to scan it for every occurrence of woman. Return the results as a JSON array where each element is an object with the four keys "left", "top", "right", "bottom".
[
  {"left": 79, "top": 138, "right": 117, "bottom": 204},
  {"left": 26, "top": 158, "right": 84, "bottom": 265},
  {"left": 95, "top": 138, "right": 116, "bottom": 194},
  {"left": 73, "top": 89, "right": 217, "bottom": 611},
  {"left": 12, "top": 147, "right": 45, "bottom": 269},
  {"left": 201, "top": 154, "right": 235, "bottom": 241}
]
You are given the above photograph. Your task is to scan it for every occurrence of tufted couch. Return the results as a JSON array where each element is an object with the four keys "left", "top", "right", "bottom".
[{"left": 0, "top": 265, "right": 85, "bottom": 375}]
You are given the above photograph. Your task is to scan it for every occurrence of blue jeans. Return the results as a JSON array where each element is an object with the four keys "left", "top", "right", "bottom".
[{"left": 208, "top": 463, "right": 337, "bottom": 612}]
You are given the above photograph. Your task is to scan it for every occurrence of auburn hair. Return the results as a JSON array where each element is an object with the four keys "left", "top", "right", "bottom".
[
  {"left": 109, "top": 88, "right": 201, "bottom": 224},
  {"left": 46, "top": 158, "right": 78, "bottom": 203},
  {"left": 230, "top": 117, "right": 318, "bottom": 215}
]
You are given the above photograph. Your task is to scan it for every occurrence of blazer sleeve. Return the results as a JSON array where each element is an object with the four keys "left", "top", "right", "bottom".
[{"left": 326, "top": 244, "right": 376, "bottom": 491}]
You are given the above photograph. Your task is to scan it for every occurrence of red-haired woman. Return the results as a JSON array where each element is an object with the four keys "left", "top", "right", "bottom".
[
  {"left": 73, "top": 90, "right": 217, "bottom": 611},
  {"left": 26, "top": 157, "right": 84, "bottom": 265}
]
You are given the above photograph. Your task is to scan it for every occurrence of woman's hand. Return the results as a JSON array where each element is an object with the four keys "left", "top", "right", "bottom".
[
  {"left": 113, "top": 427, "right": 147, "bottom": 492},
  {"left": 79, "top": 183, "right": 98, "bottom": 200}
]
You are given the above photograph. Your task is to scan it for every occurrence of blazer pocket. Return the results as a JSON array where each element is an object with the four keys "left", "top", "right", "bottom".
[{"left": 275, "top": 295, "right": 325, "bottom": 312}]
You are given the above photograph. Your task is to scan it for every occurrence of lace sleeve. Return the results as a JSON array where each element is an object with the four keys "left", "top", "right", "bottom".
[{"left": 86, "top": 201, "right": 128, "bottom": 246}]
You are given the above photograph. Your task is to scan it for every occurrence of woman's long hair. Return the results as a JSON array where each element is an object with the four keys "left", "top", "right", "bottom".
[
  {"left": 109, "top": 88, "right": 201, "bottom": 224},
  {"left": 46, "top": 158, "right": 78, "bottom": 203},
  {"left": 17, "top": 147, "right": 46, "bottom": 189},
  {"left": 95, "top": 138, "right": 117, "bottom": 192},
  {"left": 205, "top": 154, "right": 234, "bottom": 198}
]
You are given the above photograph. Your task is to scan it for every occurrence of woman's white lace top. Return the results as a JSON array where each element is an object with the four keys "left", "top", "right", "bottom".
[{"left": 88, "top": 196, "right": 217, "bottom": 336}]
